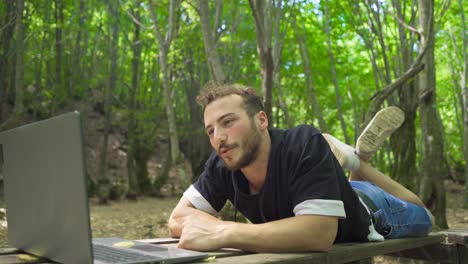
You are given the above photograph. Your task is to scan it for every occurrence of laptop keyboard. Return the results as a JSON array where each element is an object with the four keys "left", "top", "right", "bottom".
[{"left": 93, "top": 243, "right": 162, "bottom": 263}]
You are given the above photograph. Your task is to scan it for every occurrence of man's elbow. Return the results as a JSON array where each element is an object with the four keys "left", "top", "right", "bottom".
[
  {"left": 305, "top": 218, "right": 337, "bottom": 252},
  {"left": 303, "top": 234, "right": 334, "bottom": 252},
  {"left": 310, "top": 238, "right": 334, "bottom": 252}
]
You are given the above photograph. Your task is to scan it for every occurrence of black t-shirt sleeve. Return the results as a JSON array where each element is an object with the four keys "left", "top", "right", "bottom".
[
  {"left": 285, "top": 126, "right": 346, "bottom": 218},
  {"left": 184, "top": 152, "right": 230, "bottom": 214}
]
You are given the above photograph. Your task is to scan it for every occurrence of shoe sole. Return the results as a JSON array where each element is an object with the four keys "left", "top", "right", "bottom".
[{"left": 356, "top": 106, "right": 405, "bottom": 157}]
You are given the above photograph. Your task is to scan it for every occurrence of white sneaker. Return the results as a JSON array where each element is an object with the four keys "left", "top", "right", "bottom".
[
  {"left": 323, "top": 133, "right": 360, "bottom": 171},
  {"left": 356, "top": 106, "right": 405, "bottom": 159}
]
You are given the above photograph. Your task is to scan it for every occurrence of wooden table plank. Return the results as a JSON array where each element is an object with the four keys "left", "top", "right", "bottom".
[
  {"left": 192, "top": 234, "right": 446, "bottom": 264},
  {"left": 441, "top": 229, "right": 468, "bottom": 244}
]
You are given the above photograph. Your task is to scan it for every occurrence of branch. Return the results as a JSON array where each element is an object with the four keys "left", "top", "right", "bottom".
[
  {"left": 388, "top": 9, "right": 421, "bottom": 35},
  {"left": 148, "top": 0, "right": 165, "bottom": 49},
  {"left": 248, "top": 0, "right": 265, "bottom": 50},
  {"left": 213, "top": 0, "right": 223, "bottom": 41},
  {"left": 120, "top": 0, "right": 154, "bottom": 30},
  {"left": 165, "top": 0, "right": 180, "bottom": 46}
]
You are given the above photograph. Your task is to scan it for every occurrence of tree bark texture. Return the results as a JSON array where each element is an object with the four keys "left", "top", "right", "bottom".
[
  {"left": 149, "top": 0, "right": 181, "bottom": 165},
  {"left": 198, "top": 0, "right": 225, "bottom": 82},
  {"left": 53, "top": 0, "right": 64, "bottom": 112},
  {"left": 97, "top": 0, "right": 120, "bottom": 204},
  {"left": 249, "top": 0, "right": 274, "bottom": 123},
  {"left": 271, "top": 1, "right": 292, "bottom": 127},
  {"left": 418, "top": 0, "right": 448, "bottom": 228},
  {"left": 14, "top": 0, "right": 24, "bottom": 115},
  {"left": 0, "top": 0, "right": 16, "bottom": 110},
  {"left": 72, "top": 0, "right": 86, "bottom": 97},
  {"left": 126, "top": 1, "right": 142, "bottom": 198},
  {"left": 390, "top": 0, "right": 419, "bottom": 192},
  {"left": 456, "top": 0, "right": 468, "bottom": 208}
]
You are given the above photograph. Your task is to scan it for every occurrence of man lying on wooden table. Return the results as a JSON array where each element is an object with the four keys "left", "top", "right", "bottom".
[{"left": 168, "top": 82, "right": 434, "bottom": 253}]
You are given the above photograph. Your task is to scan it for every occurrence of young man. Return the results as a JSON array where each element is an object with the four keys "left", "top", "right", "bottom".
[{"left": 168, "top": 83, "right": 433, "bottom": 253}]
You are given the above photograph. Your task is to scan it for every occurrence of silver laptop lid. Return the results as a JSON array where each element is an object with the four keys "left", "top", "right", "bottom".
[{"left": 0, "top": 111, "right": 93, "bottom": 263}]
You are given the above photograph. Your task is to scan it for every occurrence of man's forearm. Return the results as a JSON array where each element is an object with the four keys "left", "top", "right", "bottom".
[
  {"left": 223, "top": 215, "right": 337, "bottom": 252},
  {"left": 178, "top": 215, "right": 338, "bottom": 252}
]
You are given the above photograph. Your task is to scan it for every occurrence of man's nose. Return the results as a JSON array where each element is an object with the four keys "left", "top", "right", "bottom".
[{"left": 213, "top": 128, "right": 227, "bottom": 146}]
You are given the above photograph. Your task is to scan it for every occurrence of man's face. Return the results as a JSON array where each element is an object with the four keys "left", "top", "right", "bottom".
[{"left": 204, "top": 94, "right": 262, "bottom": 170}]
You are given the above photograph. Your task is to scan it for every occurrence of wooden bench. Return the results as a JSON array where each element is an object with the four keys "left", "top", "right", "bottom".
[{"left": 0, "top": 229, "right": 466, "bottom": 263}]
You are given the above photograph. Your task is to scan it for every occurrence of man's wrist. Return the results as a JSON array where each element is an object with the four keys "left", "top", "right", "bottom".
[{"left": 217, "top": 222, "right": 243, "bottom": 249}]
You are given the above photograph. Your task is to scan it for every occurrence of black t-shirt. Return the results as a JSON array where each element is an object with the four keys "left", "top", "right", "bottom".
[{"left": 184, "top": 125, "right": 371, "bottom": 243}]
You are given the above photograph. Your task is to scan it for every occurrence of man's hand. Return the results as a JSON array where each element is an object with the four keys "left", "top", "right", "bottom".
[
  {"left": 178, "top": 216, "right": 230, "bottom": 251},
  {"left": 168, "top": 196, "right": 219, "bottom": 238}
]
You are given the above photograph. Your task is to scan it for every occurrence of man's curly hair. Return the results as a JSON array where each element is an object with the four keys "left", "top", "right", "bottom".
[{"left": 196, "top": 81, "right": 264, "bottom": 117}]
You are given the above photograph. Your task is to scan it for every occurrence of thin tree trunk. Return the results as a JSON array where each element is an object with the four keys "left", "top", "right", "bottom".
[
  {"left": 418, "top": 0, "right": 448, "bottom": 228},
  {"left": 149, "top": 0, "right": 181, "bottom": 165},
  {"left": 390, "top": 0, "right": 418, "bottom": 192},
  {"left": 248, "top": 0, "right": 274, "bottom": 123},
  {"left": 98, "top": 1, "right": 120, "bottom": 204},
  {"left": 53, "top": 0, "right": 64, "bottom": 113},
  {"left": 198, "top": 0, "right": 225, "bottom": 82},
  {"left": 127, "top": 0, "right": 143, "bottom": 199},
  {"left": 271, "top": 0, "right": 292, "bottom": 128},
  {"left": 292, "top": 15, "right": 328, "bottom": 132},
  {"left": 72, "top": 0, "right": 86, "bottom": 96},
  {"left": 323, "top": 1, "right": 348, "bottom": 142},
  {"left": 0, "top": 0, "right": 25, "bottom": 132},
  {"left": 14, "top": 0, "right": 24, "bottom": 115},
  {"left": 0, "top": 0, "right": 15, "bottom": 112},
  {"left": 456, "top": 0, "right": 468, "bottom": 208},
  {"left": 349, "top": 0, "right": 384, "bottom": 91},
  {"left": 363, "top": 0, "right": 392, "bottom": 85}
]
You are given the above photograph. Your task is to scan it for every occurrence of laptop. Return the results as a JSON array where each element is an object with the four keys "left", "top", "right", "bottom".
[{"left": 0, "top": 111, "right": 207, "bottom": 263}]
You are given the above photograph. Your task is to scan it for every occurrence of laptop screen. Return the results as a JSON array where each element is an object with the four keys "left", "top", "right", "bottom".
[{"left": 0, "top": 112, "right": 93, "bottom": 263}]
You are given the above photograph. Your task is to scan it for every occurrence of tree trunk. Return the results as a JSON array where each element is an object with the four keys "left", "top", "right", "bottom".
[
  {"left": 72, "top": 0, "right": 86, "bottom": 97},
  {"left": 97, "top": 1, "right": 120, "bottom": 204},
  {"left": 149, "top": 0, "right": 181, "bottom": 165},
  {"left": 390, "top": 0, "right": 418, "bottom": 192},
  {"left": 0, "top": 0, "right": 16, "bottom": 113},
  {"left": 248, "top": 0, "right": 274, "bottom": 123},
  {"left": 13, "top": 0, "right": 24, "bottom": 115},
  {"left": 198, "top": 0, "right": 225, "bottom": 82},
  {"left": 271, "top": 0, "right": 291, "bottom": 128},
  {"left": 323, "top": 1, "right": 348, "bottom": 142},
  {"left": 292, "top": 15, "right": 328, "bottom": 132},
  {"left": 418, "top": 0, "right": 448, "bottom": 228},
  {"left": 53, "top": 0, "right": 64, "bottom": 113},
  {"left": 1, "top": 0, "right": 25, "bottom": 132},
  {"left": 457, "top": 0, "right": 468, "bottom": 208},
  {"left": 126, "top": 0, "right": 143, "bottom": 199}
]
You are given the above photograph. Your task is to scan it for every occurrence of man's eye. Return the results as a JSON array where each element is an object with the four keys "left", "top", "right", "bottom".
[
  {"left": 223, "top": 119, "right": 234, "bottom": 126},
  {"left": 207, "top": 129, "right": 214, "bottom": 136}
]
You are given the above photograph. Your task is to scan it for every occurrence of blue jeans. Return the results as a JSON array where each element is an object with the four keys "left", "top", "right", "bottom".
[{"left": 350, "top": 181, "right": 433, "bottom": 239}]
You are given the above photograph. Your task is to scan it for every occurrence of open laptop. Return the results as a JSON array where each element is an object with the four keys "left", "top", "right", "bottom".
[{"left": 0, "top": 111, "right": 207, "bottom": 263}]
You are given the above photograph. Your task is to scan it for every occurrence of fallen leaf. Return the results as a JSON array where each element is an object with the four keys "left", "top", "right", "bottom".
[
  {"left": 17, "top": 254, "right": 40, "bottom": 261},
  {"left": 204, "top": 256, "right": 216, "bottom": 262},
  {"left": 113, "top": 241, "right": 135, "bottom": 248}
]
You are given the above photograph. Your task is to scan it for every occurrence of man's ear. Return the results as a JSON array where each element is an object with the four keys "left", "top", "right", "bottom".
[{"left": 257, "top": 111, "right": 269, "bottom": 129}]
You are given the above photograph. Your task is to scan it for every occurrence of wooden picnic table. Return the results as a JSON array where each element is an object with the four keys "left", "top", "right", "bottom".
[{"left": 0, "top": 229, "right": 466, "bottom": 263}]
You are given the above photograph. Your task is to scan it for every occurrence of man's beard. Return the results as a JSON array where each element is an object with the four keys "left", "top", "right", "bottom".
[{"left": 219, "top": 120, "right": 262, "bottom": 171}]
